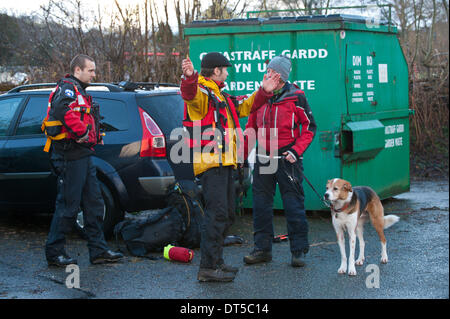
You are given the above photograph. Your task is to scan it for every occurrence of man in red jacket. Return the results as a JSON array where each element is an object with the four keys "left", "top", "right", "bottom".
[
  {"left": 44, "top": 54, "right": 123, "bottom": 267},
  {"left": 243, "top": 55, "right": 317, "bottom": 267}
]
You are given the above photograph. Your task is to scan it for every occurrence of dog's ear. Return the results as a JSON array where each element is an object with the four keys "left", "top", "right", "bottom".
[{"left": 343, "top": 182, "right": 353, "bottom": 192}]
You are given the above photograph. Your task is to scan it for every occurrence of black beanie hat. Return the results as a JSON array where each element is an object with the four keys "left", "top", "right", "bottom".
[{"left": 201, "top": 52, "right": 232, "bottom": 68}]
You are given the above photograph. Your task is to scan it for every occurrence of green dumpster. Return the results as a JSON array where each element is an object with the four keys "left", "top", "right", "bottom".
[{"left": 184, "top": 13, "right": 411, "bottom": 210}]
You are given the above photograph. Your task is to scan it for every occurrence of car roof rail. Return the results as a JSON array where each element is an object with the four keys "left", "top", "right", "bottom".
[
  {"left": 116, "top": 81, "right": 179, "bottom": 91},
  {"left": 7, "top": 83, "right": 57, "bottom": 93},
  {"left": 7, "top": 82, "right": 124, "bottom": 93},
  {"left": 87, "top": 83, "right": 124, "bottom": 92}
]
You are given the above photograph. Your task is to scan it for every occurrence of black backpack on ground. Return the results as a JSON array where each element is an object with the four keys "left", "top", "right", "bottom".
[
  {"left": 113, "top": 180, "right": 204, "bottom": 257},
  {"left": 113, "top": 206, "right": 186, "bottom": 257},
  {"left": 166, "top": 180, "right": 205, "bottom": 249}
]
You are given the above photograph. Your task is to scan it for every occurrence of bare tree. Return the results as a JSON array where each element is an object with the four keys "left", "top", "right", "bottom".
[
  {"left": 279, "top": 0, "right": 336, "bottom": 15},
  {"left": 381, "top": 0, "right": 449, "bottom": 161}
]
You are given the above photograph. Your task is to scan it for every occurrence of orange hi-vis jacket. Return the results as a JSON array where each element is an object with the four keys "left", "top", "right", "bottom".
[{"left": 180, "top": 72, "right": 272, "bottom": 176}]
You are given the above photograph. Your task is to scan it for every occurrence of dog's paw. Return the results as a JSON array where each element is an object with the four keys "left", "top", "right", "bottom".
[
  {"left": 381, "top": 256, "right": 388, "bottom": 264},
  {"left": 348, "top": 267, "right": 357, "bottom": 276},
  {"left": 338, "top": 266, "right": 347, "bottom": 274},
  {"left": 355, "top": 258, "right": 365, "bottom": 266}
]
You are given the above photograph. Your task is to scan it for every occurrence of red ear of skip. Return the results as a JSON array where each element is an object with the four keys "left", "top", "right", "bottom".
[{"left": 344, "top": 182, "right": 353, "bottom": 192}]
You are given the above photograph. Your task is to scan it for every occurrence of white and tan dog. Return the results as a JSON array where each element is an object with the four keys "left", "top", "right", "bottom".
[{"left": 324, "top": 178, "right": 399, "bottom": 276}]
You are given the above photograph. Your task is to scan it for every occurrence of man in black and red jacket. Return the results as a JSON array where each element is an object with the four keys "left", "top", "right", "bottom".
[
  {"left": 243, "top": 55, "right": 317, "bottom": 267},
  {"left": 44, "top": 54, "right": 123, "bottom": 267},
  {"left": 181, "top": 52, "right": 279, "bottom": 282}
]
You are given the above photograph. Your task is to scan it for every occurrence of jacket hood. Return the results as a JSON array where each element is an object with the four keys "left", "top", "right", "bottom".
[
  {"left": 198, "top": 75, "right": 225, "bottom": 101},
  {"left": 272, "top": 82, "right": 301, "bottom": 103}
]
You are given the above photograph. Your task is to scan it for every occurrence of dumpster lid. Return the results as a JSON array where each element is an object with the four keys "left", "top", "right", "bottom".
[{"left": 187, "top": 14, "right": 390, "bottom": 28}]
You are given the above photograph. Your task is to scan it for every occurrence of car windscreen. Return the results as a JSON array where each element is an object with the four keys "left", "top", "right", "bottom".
[{"left": 136, "top": 93, "right": 184, "bottom": 136}]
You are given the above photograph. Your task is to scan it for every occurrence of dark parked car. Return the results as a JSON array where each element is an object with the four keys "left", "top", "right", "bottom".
[
  {"left": 0, "top": 82, "right": 189, "bottom": 236},
  {"left": 0, "top": 82, "right": 250, "bottom": 236}
]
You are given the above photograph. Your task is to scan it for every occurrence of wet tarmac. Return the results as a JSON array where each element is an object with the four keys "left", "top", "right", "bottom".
[{"left": 0, "top": 179, "right": 448, "bottom": 300}]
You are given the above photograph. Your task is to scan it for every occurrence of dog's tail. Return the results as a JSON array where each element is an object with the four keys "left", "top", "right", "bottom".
[{"left": 383, "top": 214, "right": 400, "bottom": 229}]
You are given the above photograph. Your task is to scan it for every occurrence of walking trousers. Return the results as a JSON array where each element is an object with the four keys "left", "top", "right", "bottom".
[
  {"left": 252, "top": 157, "right": 309, "bottom": 256},
  {"left": 45, "top": 154, "right": 109, "bottom": 260},
  {"left": 199, "top": 166, "right": 236, "bottom": 269}
]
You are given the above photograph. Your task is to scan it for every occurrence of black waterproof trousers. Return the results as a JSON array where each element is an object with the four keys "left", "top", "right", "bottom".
[
  {"left": 199, "top": 166, "right": 236, "bottom": 269},
  {"left": 252, "top": 157, "right": 309, "bottom": 256},
  {"left": 45, "top": 153, "right": 109, "bottom": 260}
]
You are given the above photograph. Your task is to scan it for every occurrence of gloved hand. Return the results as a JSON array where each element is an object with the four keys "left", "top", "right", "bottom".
[{"left": 76, "top": 129, "right": 89, "bottom": 143}]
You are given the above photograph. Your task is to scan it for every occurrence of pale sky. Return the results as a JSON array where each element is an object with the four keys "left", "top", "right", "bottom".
[
  {"left": 0, "top": 0, "right": 227, "bottom": 18},
  {"left": 1, "top": 1, "right": 384, "bottom": 23},
  {"left": 0, "top": 0, "right": 199, "bottom": 32},
  {"left": 1, "top": 0, "right": 177, "bottom": 14},
  {"left": 1, "top": 0, "right": 47, "bottom": 15},
  {"left": 0, "top": 0, "right": 248, "bottom": 32},
  {"left": 2, "top": 0, "right": 117, "bottom": 15}
]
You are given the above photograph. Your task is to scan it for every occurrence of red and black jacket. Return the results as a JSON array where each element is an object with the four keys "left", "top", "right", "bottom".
[
  {"left": 182, "top": 84, "right": 244, "bottom": 155},
  {"left": 245, "top": 82, "right": 317, "bottom": 160},
  {"left": 44, "top": 75, "right": 101, "bottom": 160}
]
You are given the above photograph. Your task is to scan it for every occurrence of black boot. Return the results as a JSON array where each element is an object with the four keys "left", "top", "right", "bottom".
[
  {"left": 218, "top": 263, "right": 239, "bottom": 274},
  {"left": 243, "top": 249, "right": 272, "bottom": 265},
  {"left": 291, "top": 252, "right": 306, "bottom": 267},
  {"left": 90, "top": 250, "right": 124, "bottom": 264},
  {"left": 197, "top": 268, "right": 236, "bottom": 282},
  {"left": 47, "top": 255, "right": 77, "bottom": 267}
]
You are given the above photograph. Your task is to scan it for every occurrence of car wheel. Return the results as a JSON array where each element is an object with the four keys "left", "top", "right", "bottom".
[{"left": 75, "top": 181, "right": 123, "bottom": 239}]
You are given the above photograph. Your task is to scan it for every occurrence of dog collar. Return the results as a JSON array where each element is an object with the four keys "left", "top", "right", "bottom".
[{"left": 331, "top": 202, "right": 350, "bottom": 212}]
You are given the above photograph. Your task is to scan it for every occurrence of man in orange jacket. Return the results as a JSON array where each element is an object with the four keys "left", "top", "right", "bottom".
[{"left": 181, "top": 52, "right": 279, "bottom": 282}]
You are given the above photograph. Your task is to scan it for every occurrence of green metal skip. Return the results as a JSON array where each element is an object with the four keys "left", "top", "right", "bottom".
[{"left": 184, "top": 13, "right": 411, "bottom": 210}]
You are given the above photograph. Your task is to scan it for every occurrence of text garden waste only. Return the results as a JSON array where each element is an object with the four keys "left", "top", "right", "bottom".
[{"left": 183, "top": 10, "right": 413, "bottom": 210}]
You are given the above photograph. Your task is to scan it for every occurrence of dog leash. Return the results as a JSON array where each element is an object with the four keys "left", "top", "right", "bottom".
[{"left": 279, "top": 156, "right": 331, "bottom": 208}]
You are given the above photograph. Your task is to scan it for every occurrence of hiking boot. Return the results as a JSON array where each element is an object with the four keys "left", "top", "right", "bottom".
[
  {"left": 223, "top": 235, "right": 244, "bottom": 246},
  {"left": 197, "top": 268, "right": 236, "bottom": 282},
  {"left": 47, "top": 255, "right": 77, "bottom": 267},
  {"left": 218, "top": 263, "right": 239, "bottom": 274},
  {"left": 243, "top": 249, "right": 272, "bottom": 265},
  {"left": 90, "top": 250, "right": 124, "bottom": 265},
  {"left": 291, "top": 252, "right": 306, "bottom": 267}
]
